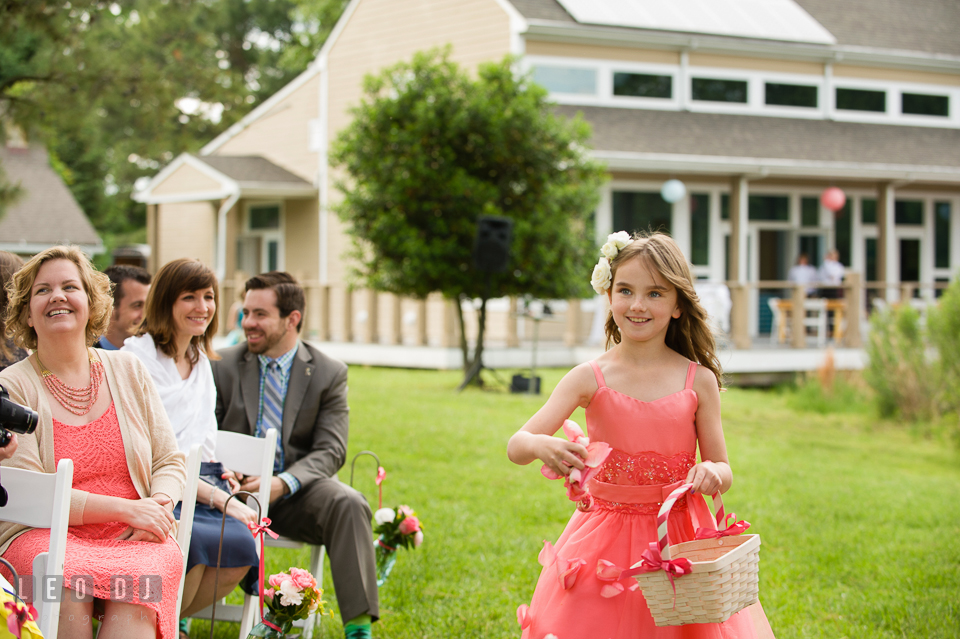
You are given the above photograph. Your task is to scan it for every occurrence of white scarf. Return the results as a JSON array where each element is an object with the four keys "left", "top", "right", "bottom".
[{"left": 122, "top": 333, "right": 218, "bottom": 462}]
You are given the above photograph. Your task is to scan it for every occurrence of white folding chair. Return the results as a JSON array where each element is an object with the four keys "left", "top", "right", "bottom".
[
  {"left": 189, "top": 428, "right": 275, "bottom": 636},
  {"left": 193, "top": 428, "right": 329, "bottom": 639},
  {"left": 175, "top": 444, "right": 202, "bottom": 618},
  {"left": 0, "top": 458, "right": 73, "bottom": 639}
]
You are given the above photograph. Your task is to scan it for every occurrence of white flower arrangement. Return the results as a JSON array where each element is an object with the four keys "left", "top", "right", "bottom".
[{"left": 591, "top": 232, "right": 634, "bottom": 294}]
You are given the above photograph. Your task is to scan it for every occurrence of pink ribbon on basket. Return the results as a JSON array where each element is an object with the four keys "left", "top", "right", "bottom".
[
  {"left": 248, "top": 518, "right": 281, "bottom": 632},
  {"left": 631, "top": 542, "right": 693, "bottom": 608},
  {"left": 695, "top": 514, "right": 751, "bottom": 540}
]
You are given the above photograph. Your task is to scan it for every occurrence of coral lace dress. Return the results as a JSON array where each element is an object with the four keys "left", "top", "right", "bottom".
[
  {"left": 520, "top": 361, "right": 773, "bottom": 639},
  {"left": 3, "top": 403, "right": 183, "bottom": 639}
]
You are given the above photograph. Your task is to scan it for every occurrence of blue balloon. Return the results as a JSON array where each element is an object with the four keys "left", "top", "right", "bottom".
[{"left": 660, "top": 179, "right": 686, "bottom": 204}]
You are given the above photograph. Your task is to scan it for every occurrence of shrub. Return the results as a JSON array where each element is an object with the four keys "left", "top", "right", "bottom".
[{"left": 864, "top": 303, "right": 940, "bottom": 421}]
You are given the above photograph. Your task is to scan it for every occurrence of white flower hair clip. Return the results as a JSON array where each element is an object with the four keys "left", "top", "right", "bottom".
[{"left": 591, "top": 231, "right": 633, "bottom": 294}]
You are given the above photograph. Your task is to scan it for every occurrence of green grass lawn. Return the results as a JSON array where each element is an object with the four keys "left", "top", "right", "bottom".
[{"left": 188, "top": 367, "right": 960, "bottom": 639}]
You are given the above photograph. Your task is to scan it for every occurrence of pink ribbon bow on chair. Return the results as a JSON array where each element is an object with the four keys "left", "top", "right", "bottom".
[{"left": 248, "top": 518, "right": 280, "bottom": 631}]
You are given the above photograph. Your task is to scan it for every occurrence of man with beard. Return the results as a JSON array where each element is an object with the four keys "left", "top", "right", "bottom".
[{"left": 211, "top": 272, "right": 378, "bottom": 639}]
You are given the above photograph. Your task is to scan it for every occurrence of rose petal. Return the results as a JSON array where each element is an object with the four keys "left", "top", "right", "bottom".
[
  {"left": 596, "top": 559, "right": 623, "bottom": 581},
  {"left": 538, "top": 540, "right": 557, "bottom": 568},
  {"left": 540, "top": 465, "right": 562, "bottom": 480},
  {"left": 583, "top": 442, "right": 612, "bottom": 468},
  {"left": 561, "top": 420, "right": 585, "bottom": 442},
  {"left": 600, "top": 582, "right": 625, "bottom": 598},
  {"left": 516, "top": 604, "right": 532, "bottom": 629},
  {"left": 557, "top": 557, "right": 586, "bottom": 590}
]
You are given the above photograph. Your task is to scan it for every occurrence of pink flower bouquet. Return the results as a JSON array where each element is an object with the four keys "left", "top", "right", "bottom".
[
  {"left": 372, "top": 504, "right": 424, "bottom": 585},
  {"left": 250, "top": 567, "right": 330, "bottom": 637}
]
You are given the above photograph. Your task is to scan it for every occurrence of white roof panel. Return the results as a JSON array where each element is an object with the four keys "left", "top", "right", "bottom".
[{"left": 554, "top": 0, "right": 836, "bottom": 44}]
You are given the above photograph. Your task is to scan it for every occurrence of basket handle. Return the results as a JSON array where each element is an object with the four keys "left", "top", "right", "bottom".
[{"left": 656, "top": 483, "right": 726, "bottom": 560}]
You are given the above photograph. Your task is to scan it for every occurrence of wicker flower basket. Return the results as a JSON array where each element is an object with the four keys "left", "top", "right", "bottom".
[{"left": 632, "top": 483, "right": 760, "bottom": 627}]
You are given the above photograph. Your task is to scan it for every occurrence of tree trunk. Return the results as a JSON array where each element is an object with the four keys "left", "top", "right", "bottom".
[
  {"left": 457, "top": 296, "right": 489, "bottom": 389},
  {"left": 455, "top": 294, "right": 470, "bottom": 374}
]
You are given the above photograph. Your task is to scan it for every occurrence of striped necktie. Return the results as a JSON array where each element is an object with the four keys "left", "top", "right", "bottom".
[{"left": 261, "top": 360, "right": 285, "bottom": 472}]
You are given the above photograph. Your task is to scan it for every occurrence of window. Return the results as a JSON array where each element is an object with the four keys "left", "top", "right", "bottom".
[
  {"left": 765, "top": 83, "right": 817, "bottom": 108},
  {"left": 612, "top": 191, "right": 672, "bottom": 236},
  {"left": 895, "top": 200, "right": 923, "bottom": 225},
  {"left": 720, "top": 194, "right": 730, "bottom": 220},
  {"left": 531, "top": 66, "right": 597, "bottom": 95},
  {"left": 835, "top": 201, "right": 851, "bottom": 265},
  {"left": 836, "top": 88, "right": 885, "bottom": 112},
  {"left": 935, "top": 202, "right": 951, "bottom": 268},
  {"left": 902, "top": 93, "right": 949, "bottom": 117},
  {"left": 249, "top": 205, "right": 280, "bottom": 230},
  {"left": 748, "top": 195, "right": 789, "bottom": 221},
  {"left": 613, "top": 73, "right": 672, "bottom": 99},
  {"left": 691, "top": 78, "right": 747, "bottom": 103},
  {"left": 690, "top": 193, "right": 710, "bottom": 265},
  {"left": 801, "top": 197, "right": 819, "bottom": 226},
  {"left": 861, "top": 198, "right": 877, "bottom": 224}
]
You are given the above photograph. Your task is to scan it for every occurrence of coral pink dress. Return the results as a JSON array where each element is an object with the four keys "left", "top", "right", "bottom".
[
  {"left": 520, "top": 361, "right": 773, "bottom": 639},
  {"left": 3, "top": 404, "right": 182, "bottom": 639}
]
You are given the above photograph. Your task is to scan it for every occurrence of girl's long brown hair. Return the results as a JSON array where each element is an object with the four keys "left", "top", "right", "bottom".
[
  {"left": 603, "top": 232, "right": 724, "bottom": 389},
  {"left": 139, "top": 258, "right": 220, "bottom": 364}
]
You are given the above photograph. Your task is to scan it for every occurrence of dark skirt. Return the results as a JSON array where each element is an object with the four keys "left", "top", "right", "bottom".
[{"left": 174, "top": 462, "right": 259, "bottom": 575}]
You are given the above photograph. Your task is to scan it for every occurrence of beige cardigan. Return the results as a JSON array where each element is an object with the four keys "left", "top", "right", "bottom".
[{"left": 0, "top": 350, "right": 186, "bottom": 554}]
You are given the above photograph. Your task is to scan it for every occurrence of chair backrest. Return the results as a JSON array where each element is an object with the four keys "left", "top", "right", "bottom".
[
  {"left": 215, "top": 429, "right": 277, "bottom": 519},
  {"left": 766, "top": 297, "right": 782, "bottom": 316},
  {"left": 0, "top": 458, "right": 73, "bottom": 639},
  {"left": 175, "top": 444, "right": 202, "bottom": 618}
]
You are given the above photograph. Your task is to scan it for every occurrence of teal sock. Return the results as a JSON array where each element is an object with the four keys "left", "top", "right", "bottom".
[{"left": 344, "top": 614, "right": 372, "bottom": 639}]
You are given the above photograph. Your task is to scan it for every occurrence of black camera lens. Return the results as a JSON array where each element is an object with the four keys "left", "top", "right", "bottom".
[{"left": 0, "top": 385, "right": 39, "bottom": 436}]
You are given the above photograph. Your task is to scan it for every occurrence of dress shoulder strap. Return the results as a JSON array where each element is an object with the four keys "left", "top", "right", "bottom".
[
  {"left": 589, "top": 361, "right": 606, "bottom": 388},
  {"left": 684, "top": 361, "right": 698, "bottom": 390}
]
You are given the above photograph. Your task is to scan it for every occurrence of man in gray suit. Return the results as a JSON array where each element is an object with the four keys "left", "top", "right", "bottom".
[{"left": 212, "top": 272, "right": 377, "bottom": 639}]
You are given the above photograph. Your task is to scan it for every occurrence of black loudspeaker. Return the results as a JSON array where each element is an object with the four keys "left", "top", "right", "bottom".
[
  {"left": 473, "top": 215, "right": 513, "bottom": 273},
  {"left": 510, "top": 374, "right": 541, "bottom": 394}
]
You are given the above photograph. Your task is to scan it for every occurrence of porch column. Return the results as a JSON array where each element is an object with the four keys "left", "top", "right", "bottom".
[
  {"left": 146, "top": 204, "right": 159, "bottom": 273},
  {"left": 416, "top": 298, "right": 428, "bottom": 346},
  {"left": 390, "top": 294, "right": 403, "bottom": 345},
  {"left": 507, "top": 297, "right": 519, "bottom": 348},
  {"left": 671, "top": 195, "right": 691, "bottom": 259},
  {"left": 728, "top": 176, "right": 751, "bottom": 349},
  {"left": 364, "top": 289, "right": 379, "bottom": 344},
  {"left": 877, "top": 182, "right": 897, "bottom": 302},
  {"left": 565, "top": 298, "right": 582, "bottom": 347},
  {"left": 843, "top": 271, "right": 862, "bottom": 347},
  {"left": 317, "top": 285, "right": 330, "bottom": 342},
  {"left": 342, "top": 287, "right": 353, "bottom": 342}
]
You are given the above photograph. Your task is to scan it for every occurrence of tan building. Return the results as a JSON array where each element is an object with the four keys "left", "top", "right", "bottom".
[{"left": 134, "top": 0, "right": 960, "bottom": 365}]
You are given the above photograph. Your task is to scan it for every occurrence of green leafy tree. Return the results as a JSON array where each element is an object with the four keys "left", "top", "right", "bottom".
[
  {"left": 0, "top": 0, "right": 346, "bottom": 260},
  {"left": 332, "top": 49, "right": 606, "bottom": 386}
]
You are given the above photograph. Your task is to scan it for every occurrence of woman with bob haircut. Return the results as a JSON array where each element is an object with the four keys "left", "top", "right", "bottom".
[
  {"left": 122, "top": 258, "right": 258, "bottom": 633},
  {"left": 0, "top": 245, "right": 186, "bottom": 639}
]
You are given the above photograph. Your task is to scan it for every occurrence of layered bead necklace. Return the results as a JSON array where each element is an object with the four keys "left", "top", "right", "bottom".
[{"left": 36, "top": 350, "right": 104, "bottom": 416}]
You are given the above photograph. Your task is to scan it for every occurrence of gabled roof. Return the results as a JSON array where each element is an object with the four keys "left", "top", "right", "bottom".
[
  {"left": 556, "top": 104, "right": 960, "bottom": 182},
  {"left": 0, "top": 145, "right": 102, "bottom": 254},
  {"left": 133, "top": 154, "right": 316, "bottom": 204},
  {"left": 511, "top": 0, "right": 960, "bottom": 59}
]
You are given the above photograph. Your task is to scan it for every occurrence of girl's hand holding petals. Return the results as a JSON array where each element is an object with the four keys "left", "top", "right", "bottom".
[{"left": 538, "top": 435, "right": 587, "bottom": 479}]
